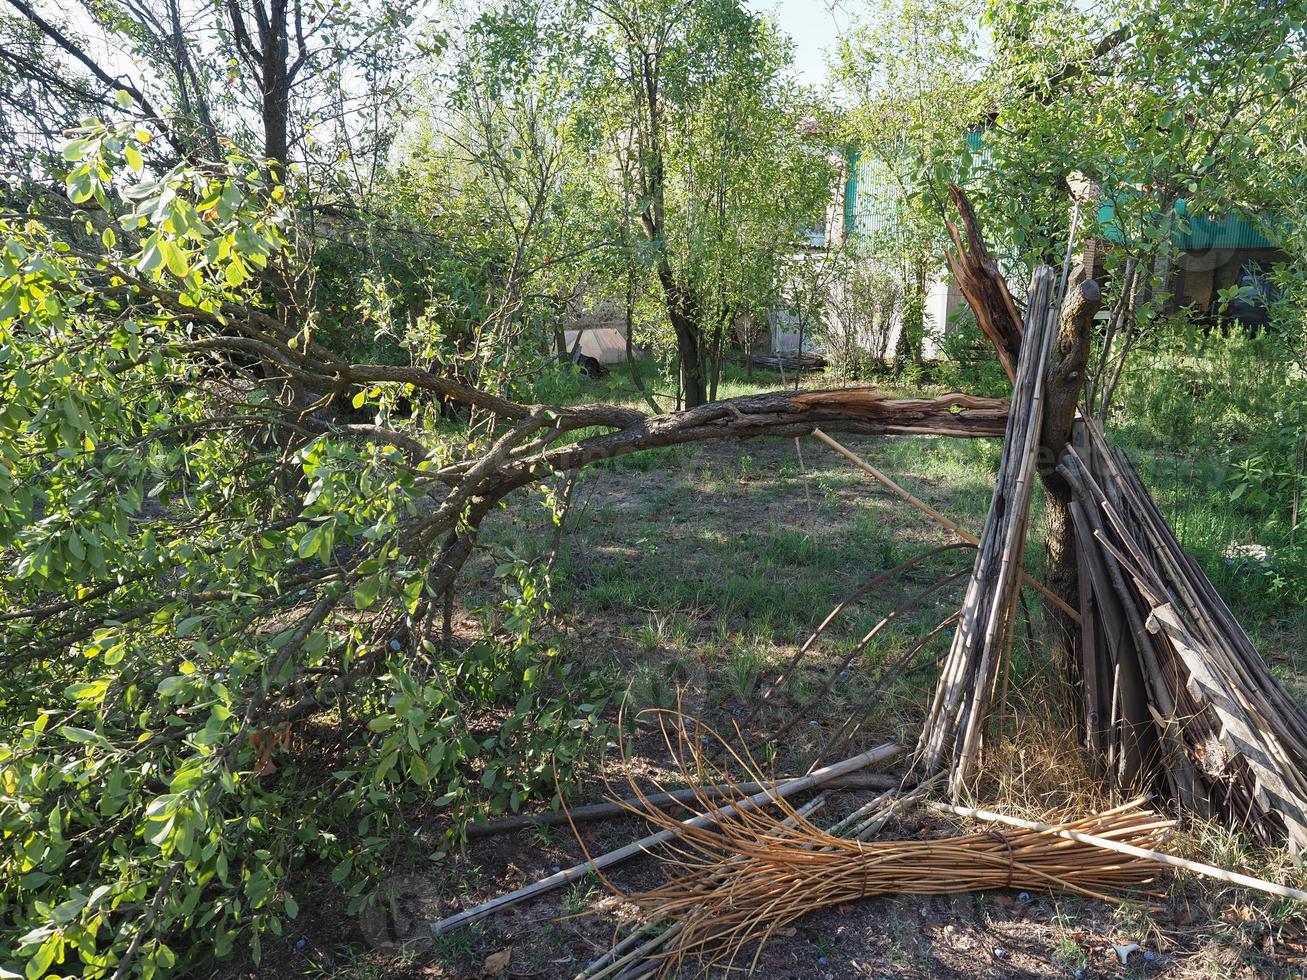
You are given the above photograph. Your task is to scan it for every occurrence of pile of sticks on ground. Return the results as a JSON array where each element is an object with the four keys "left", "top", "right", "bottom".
[
  {"left": 1061, "top": 421, "right": 1307, "bottom": 849},
  {"left": 914, "top": 186, "right": 1307, "bottom": 851},
  {"left": 593, "top": 717, "right": 1171, "bottom": 979}
]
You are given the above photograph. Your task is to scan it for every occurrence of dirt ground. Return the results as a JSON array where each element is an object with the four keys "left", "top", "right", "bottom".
[{"left": 209, "top": 432, "right": 1307, "bottom": 980}]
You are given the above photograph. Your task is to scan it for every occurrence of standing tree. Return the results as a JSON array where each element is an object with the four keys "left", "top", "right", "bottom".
[
  {"left": 978, "top": 0, "right": 1307, "bottom": 417},
  {"left": 0, "top": 0, "right": 416, "bottom": 173},
  {"left": 582, "top": 0, "right": 833, "bottom": 406},
  {"left": 832, "top": 0, "right": 988, "bottom": 362}
]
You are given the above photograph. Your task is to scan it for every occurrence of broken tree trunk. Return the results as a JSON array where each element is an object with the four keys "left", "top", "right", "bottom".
[
  {"left": 918, "top": 267, "right": 1059, "bottom": 795},
  {"left": 944, "top": 185, "right": 1024, "bottom": 383},
  {"left": 945, "top": 184, "right": 1101, "bottom": 695},
  {"left": 936, "top": 186, "right": 1307, "bottom": 849},
  {"left": 1039, "top": 278, "right": 1102, "bottom": 694}
]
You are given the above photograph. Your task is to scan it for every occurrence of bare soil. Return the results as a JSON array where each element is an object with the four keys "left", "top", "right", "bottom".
[{"left": 210, "top": 431, "right": 1307, "bottom": 980}]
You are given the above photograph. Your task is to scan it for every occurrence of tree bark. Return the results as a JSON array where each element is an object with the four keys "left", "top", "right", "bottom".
[
  {"left": 661, "top": 275, "right": 708, "bottom": 407},
  {"left": 1038, "top": 280, "right": 1101, "bottom": 687}
]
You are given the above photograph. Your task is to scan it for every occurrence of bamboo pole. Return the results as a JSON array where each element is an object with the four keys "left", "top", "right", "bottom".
[
  {"left": 935, "top": 802, "right": 1307, "bottom": 903},
  {"left": 425, "top": 741, "right": 903, "bottom": 936},
  {"left": 464, "top": 772, "right": 897, "bottom": 840},
  {"left": 811, "top": 428, "right": 1080, "bottom": 622}
]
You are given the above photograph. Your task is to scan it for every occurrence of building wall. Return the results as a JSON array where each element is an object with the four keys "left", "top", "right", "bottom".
[{"left": 1173, "top": 247, "right": 1287, "bottom": 313}]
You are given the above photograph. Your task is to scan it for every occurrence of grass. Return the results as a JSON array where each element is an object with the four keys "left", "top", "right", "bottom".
[
  {"left": 473, "top": 332, "right": 1307, "bottom": 793},
  {"left": 292, "top": 332, "right": 1307, "bottom": 980}
]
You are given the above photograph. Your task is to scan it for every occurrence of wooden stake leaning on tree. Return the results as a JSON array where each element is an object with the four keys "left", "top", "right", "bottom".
[
  {"left": 810, "top": 428, "right": 1080, "bottom": 622},
  {"left": 918, "top": 267, "right": 1060, "bottom": 795}
]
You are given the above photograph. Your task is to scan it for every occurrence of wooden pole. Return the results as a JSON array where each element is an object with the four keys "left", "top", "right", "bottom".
[
  {"left": 935, "top": 801, "right": 1307, "bottom": 903},
  {"left": 462, "top": 772, "right": 898, "bottom": 839},
  {"left": 811, "top": 428, "right": 1080, "bottom": 622},
  {"left": 425, "top": 741, "right": 903, "bottom": 936}
]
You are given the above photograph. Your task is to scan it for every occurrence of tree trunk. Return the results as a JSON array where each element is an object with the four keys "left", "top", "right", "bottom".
[
  {"left": 1039, "top": 279, "right": 1101, "bottom": 696},
  {"left": 260, "top": 7, "right": 291, "bottom": 167},
  {"left": 662, "top": 279, "right": 707, "bottom": 408}
]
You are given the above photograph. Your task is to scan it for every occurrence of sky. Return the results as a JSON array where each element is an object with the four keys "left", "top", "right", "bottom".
[{"left": 754, "top": 0, "right": 854, "bottom": 89}]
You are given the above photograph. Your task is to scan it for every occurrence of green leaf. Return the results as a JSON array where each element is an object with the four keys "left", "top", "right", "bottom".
[
  {"left": 224, "top": 255, "right": 247, "bottom": 287},
  {"left": 176, "top": 614, "right": 205, "bottom": 637},
  {"left": 353, "top": 574, "right": 382, "bottom": 610},
  {"left": 65, "top": 679, "right": 110, "bottom": 702},
  {"left": 26, "top": 936, "right": 56, "bottom": 980},
  {"left": 61, "top": 138, "right": 91, "bottom": 162},
  {"left": 297, "top": 526, "right": 322, "bottom": 559},
  {"left": 138, "top": 234, "right": 165, "bottom": 275}
]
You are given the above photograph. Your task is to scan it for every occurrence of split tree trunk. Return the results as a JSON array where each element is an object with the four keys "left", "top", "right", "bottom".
[
  {"left": 944, "top": 184, "right": 1101, "bottom": 699},
  {"left": 1039, "top": 279, "right": 1102, "bottom": 692}
]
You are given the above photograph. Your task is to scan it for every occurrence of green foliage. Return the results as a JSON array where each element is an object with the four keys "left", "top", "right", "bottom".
[
  {"left": 832, "top": 0, "right": 986, "bottom": 329},
  {"left": 934, "top": 309, "right": 1012, "bottom": 396},
  {"left": 0, "top": 124, "right": 608, "bottom": 978},
  {"left": 1110, "top": 319, "right": 1307, "bottom": 609}
]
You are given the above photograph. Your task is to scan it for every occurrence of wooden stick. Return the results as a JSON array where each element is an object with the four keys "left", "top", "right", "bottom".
[
  {"left": 425, "top": 741, "right": 904, "bottom": 936},
  {"left": 463, "top": 772, "right": 898, "bottom": 839},
  {"left": 811, "top": 428, "right": 1080, "bottom": 622},
  {"left": 935, "top": 802, "right": 1307, "bottom": 903}
]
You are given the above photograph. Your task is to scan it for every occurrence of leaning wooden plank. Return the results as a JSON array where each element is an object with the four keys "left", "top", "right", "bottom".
[
  {"left": 1063, "top": 424, "right": 1307, "bottom": 850},
  {"left": 919, "top": 267, "right": 1058, "bottom": 793},
  {"left": 424, "top": 741, "right": 903, "bottom": 936},
  {"left": 1146, "top": 604, "right": 1307, "bottom": 850},
  {"left": 936, "top": 802, "right": 1307, "bottom": 903}
]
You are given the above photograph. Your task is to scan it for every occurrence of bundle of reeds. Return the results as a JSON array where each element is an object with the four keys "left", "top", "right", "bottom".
[
  {"left": 616, "top": 729, "right": 1171, "bottom": 978},
  {"left": 918, "top": 267, "right": 1058, "bottom": 794}
]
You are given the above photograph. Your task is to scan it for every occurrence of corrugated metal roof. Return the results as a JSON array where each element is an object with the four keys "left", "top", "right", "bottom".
[{"left": 1096, "top": 198, "right": 1275, "bottom": 250}]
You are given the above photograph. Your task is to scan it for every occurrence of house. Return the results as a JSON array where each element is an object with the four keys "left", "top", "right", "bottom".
[
  {"left": 838, "top": 145, "right": 972, "bottom": 358},
  {"left": 841, "top": 132, "right": 1288, "bottom": 348},
  {"left": 1091, "top": 194, "right": 1286, "bottom": 322}
]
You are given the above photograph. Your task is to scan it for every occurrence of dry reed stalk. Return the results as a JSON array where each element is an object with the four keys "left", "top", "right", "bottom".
[
  {"left": 747, "top": 541, "right": 974, "bottom": 724},
  {"left": 610, "top": 718, "right": 1171, "bottom": 977},
  {"left": 426, "top": 711, "right": 901, "bottom": 937},
  {"left": 810, "top": 429, "right": 1079, "bottom": 620}
]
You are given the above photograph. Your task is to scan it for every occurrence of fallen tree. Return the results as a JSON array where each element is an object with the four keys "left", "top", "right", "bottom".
[
  {"left": 4, "top": 125, "right": 1304, "bottom": 980},
  {"left": 0, "top": 125, "right": 1010, "bottom": 975}
]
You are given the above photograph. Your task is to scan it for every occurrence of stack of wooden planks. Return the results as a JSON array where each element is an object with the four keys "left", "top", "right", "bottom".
[
  {"left": 917, "top": 267, "right": 1058, "bottom": 795},
  {"left": 1060, "top": 421, "right": 1307, "bottom": 851}
]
